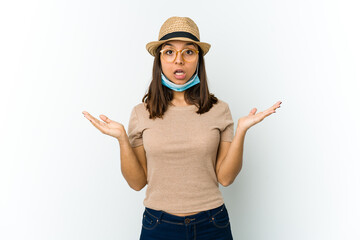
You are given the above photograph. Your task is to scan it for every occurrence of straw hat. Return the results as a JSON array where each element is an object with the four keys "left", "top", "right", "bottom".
[{"left": 146, "top": 16, "right": 211, "bottom": 57}]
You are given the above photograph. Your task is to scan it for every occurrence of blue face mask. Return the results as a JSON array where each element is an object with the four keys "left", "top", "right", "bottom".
[{"left": 161, "top": 64, "right": 200, "bottom": 92}]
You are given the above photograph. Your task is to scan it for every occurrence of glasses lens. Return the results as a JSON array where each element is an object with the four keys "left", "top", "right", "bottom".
[
  {"left": 162, "top": 48, "right": 176, "bottom": 62},
  {"left": 182, "top": 49, "right": 197, "bottom": 62}
]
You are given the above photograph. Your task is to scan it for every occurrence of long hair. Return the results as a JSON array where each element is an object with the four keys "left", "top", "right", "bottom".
[{"left": 142, "top": 44, "right": 218, "bottom": 119}]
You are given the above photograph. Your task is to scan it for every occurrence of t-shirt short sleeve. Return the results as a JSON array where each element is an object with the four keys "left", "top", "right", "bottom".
[
  {"left": 220, "top": 104, "right": 234, "bottom": 142},
  {"left": 127, "top": 106, "right": 143, "bottom": 148}
]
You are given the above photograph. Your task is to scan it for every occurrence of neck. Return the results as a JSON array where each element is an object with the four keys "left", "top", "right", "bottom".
[{"left": 171, "top": 91, "right": 188, "bottom": 106}]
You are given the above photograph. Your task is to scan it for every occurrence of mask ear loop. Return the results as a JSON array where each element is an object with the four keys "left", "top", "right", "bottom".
[{"left": 192, "top": 61, "right": 200, "bottom": 79}]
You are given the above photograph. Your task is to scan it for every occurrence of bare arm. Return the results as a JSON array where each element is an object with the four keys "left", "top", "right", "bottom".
[
  {"left": 118, "top": 136, "right": 147, "bottom": 191},
  {"left": 216, "top": 131, "right": 246, "bottom": 187}
]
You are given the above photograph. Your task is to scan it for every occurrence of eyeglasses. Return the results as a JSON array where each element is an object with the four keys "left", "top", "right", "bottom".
[{"left": 160, "top": 47, "right": 199, "bottom": 63}]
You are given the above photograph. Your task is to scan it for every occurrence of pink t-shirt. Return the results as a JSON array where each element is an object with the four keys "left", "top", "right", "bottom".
[{"left": 127, "top": 99, "right": 234, "bottom": 213}]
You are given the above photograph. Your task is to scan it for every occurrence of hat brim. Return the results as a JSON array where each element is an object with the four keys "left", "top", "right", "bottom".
[{"left": 146, "top": 37, "right": 211, "bottom": 57}]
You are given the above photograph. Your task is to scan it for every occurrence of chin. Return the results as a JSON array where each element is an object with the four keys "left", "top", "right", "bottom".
[
  {"left": 172, "top": 80, "right": 186, "bottom": 85},
  {"left": 171, "top": 78, "right": 190, "bottom": 85}
]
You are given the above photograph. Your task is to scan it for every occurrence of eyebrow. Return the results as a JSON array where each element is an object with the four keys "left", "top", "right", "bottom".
[{"left": 163, "top": 43, "right": 197, "bottom": 48}]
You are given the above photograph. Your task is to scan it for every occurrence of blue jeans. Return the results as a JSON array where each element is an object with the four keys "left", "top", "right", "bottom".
[{"left": 139, "top": 203, "right": 233, "bottom": 240}]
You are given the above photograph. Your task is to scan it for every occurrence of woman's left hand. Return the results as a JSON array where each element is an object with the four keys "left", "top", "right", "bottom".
[{"left": 237, "top": 101, "right": 282, "bottom": 132}]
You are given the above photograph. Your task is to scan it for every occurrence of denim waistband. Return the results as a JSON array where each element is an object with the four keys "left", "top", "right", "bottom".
[{"left": 144, "top": 203, "right": 226, "bottom": 226}]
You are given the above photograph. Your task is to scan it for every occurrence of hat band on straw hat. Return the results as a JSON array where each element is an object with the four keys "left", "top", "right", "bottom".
[{"left": 160, "top": 31, "right": 199, "bottom": 42}]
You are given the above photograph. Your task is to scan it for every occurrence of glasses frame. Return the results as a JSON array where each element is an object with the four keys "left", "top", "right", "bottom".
[{"left": 160, "top": 47, "right": 199, "bottom": 63}]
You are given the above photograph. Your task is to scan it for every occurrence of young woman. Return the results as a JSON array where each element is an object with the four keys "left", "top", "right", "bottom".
[{"left": 82, "top": 16, "right": 281, "bottom": 240}]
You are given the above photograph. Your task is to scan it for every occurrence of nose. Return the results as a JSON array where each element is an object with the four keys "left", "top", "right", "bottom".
[{"left": 174, "top": 51, "right": 184, "bottom": 64}]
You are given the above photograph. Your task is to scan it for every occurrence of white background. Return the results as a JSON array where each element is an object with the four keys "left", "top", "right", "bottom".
[{"left": 1, "top": 0, "right": 359, "bottom": 239}]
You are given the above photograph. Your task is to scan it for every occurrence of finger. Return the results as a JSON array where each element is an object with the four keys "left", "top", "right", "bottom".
[
  {"left": 89, "top": 118, "right": 108, "bottom": 134},
  {"left": 255, "top": 111, "right": 273, "bottom": 123},
  {"left": 263, "top": 106, "right": 278, "bottom": 117},
  {"left": 253, "top": 101, "right": 282, "bottom": 122},
  {"left": 274, "top": 101, "right": 282, "bottom": 108},
  {"left": 258, "top": 107, "right": 275, "bottom": 118},
  {"left": 265, "top": 101, "right": 281, "bottom": 113},
  {"left": 83, "top": 112, "right": 107, "bottom": 130},
  {"left": 83, "top": 111, "right": 97, "bottom": 122},
  {"left": 100, "top": 115, "right": 112, "bottom": 124},
  {"left": 82, "top": 111, "right": 93, "bottom": 121},
  {"left": 249, "top": 108, "right": 257, "bottom": 116}
]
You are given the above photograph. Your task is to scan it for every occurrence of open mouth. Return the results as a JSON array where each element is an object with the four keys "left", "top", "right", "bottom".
[
  {"left": 174, "top": 70, "right": 185, "bottom": 75},
  {"left": 173, "top": 70, "right": 186, "bottom": 80}
]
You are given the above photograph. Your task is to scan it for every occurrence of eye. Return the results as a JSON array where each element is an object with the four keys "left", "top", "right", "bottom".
[
  {"left": 164, "top": 49, "right": 174, "bottom": 55},
  {"left": 185, "top": 49, "right": 195, "bottom": 55}
]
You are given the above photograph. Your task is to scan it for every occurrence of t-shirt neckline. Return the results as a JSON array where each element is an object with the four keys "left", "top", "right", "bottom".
[{"left": 168, "top": 104, "right": 197, "bottom": 110}]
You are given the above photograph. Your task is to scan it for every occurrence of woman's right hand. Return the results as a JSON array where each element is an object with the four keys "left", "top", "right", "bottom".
[{"left": 82, "top": 111, "right": 126, "bottom": 140}]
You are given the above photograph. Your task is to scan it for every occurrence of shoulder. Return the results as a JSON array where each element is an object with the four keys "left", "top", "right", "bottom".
[
  {"left": 132, "top": 102, "right": 146, "bottom": 113},
  {"left": 130, "top": 102, "right": 148, "bottom": 118},
  {"left": 132, "top": 102, "right": 146, "bottom": 111},
  {"left": 212, "top": 98, "right": 231, "bottom": 112},
  {"left": 216, "top": 98, "right": 230, "bottom": 107}
]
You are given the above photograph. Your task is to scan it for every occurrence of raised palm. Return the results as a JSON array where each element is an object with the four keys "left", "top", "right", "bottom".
[
  {"left": 237, "top": 101, "right": 282, "bottom": 132},
  {"left": 82, "top": 111, "right": 125, "bottom": 139}
]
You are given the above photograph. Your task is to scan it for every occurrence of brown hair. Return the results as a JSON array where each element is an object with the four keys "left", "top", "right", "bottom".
[{"left": 142, "top": 44, "right": 218, "bottom": 119}]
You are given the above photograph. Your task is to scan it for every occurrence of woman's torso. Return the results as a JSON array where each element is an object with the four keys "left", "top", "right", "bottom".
[{"left": 128, "top": 100, "right": 234, "bottom": 214}]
